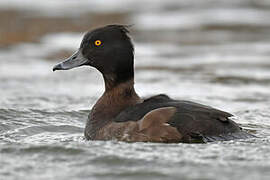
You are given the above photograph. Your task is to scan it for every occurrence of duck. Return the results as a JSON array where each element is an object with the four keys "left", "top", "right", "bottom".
[{"left": 53, "top": 24, "right": 253, "bottom": 143}]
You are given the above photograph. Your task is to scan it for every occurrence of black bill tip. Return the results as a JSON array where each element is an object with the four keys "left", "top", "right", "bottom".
[
  {"left": 52, "top": 50, "right": 88, "bottom": 72},
  {"left": 52, "top": 63, "right": 63, "bottom": 71}
]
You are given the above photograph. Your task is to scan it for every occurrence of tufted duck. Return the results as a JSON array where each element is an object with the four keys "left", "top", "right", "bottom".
[{"left": 53, "top": 25, "right": 253, "bottom": 143}]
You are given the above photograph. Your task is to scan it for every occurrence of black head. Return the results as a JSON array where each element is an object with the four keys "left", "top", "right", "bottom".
[{"left": 53, "top": 25, "right": 134, "bottom": 87}]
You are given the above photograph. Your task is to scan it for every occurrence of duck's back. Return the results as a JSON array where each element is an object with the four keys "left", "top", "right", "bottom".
[{"left": 114, "top": 94, "right": 253, "bottom": 143}]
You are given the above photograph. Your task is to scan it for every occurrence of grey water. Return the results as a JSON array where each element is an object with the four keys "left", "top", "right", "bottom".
[{"left": 1, "top": 0, "right": 270, "bottom": 180}]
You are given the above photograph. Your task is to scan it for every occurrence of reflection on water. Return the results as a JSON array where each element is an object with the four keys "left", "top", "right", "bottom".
[{"left": 1, "top": 0, "right": 270, "bottom": 180}]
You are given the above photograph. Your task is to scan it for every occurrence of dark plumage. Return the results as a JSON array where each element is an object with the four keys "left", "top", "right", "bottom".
[
  {"left": 53, "top": 24, "right": 254, "bottom": 143},
  {"left": 114, "top": 94, "right": 251, "bottom": 142}
]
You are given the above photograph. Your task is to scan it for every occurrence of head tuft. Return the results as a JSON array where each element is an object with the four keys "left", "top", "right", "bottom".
[{"left": 81, "top": 24, "right": 133, "bottom": 50}]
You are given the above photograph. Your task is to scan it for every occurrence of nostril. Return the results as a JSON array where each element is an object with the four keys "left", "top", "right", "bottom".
[{"left": 72, "top": 56, "right": 77, "bottom": 60}]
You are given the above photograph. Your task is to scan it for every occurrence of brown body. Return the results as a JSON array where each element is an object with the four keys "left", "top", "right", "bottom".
[
  {"left": 85, "top": 80, "right": 181, "bottom": 142},
  {"left": 95, "top": 107, "right": 181, "bottom": 142},
  {"left": 84, "top": 80, "right": 252, "bottom": 143}
]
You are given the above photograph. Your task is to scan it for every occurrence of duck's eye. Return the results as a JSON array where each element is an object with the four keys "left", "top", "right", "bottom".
[{"left": 94, "top": 40, "right": 102, "bottom": 46}]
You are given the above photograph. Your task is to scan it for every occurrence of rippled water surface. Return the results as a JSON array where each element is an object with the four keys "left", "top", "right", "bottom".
[{"left": 1, "top": 1, "right": 270, "bottom": 180}]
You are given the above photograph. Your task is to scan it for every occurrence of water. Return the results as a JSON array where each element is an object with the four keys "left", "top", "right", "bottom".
[{"left": 1, "top": 0, "right": 270, "bottom": 180}]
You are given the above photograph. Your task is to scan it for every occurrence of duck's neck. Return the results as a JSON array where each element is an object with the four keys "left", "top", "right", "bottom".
[
  {"left": 85, "top": 78, "right": 142, "bottom": 139},
  {"left": 94, "top": 78, "right": 141, "bottom": 117}
]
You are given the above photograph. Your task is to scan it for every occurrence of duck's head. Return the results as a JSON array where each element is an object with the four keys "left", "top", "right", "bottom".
[{"left": 53, "top": 25, "right": 134, "bottom": 89}]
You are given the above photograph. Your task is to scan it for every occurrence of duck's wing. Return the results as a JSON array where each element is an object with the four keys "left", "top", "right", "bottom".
[
  {"left": 114, "top": 94, "right": 232, "bottom": 122},
  {"left": 135, "top": 107, "right": 182, "bottom": 143},
  {"left": 114, "top": 94, "right": 254, "bottom": 143}
]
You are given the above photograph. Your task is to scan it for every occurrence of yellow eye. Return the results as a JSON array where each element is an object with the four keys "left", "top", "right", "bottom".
[{"left": 94, "top": 40, "right": 102, "bottom": 46}]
